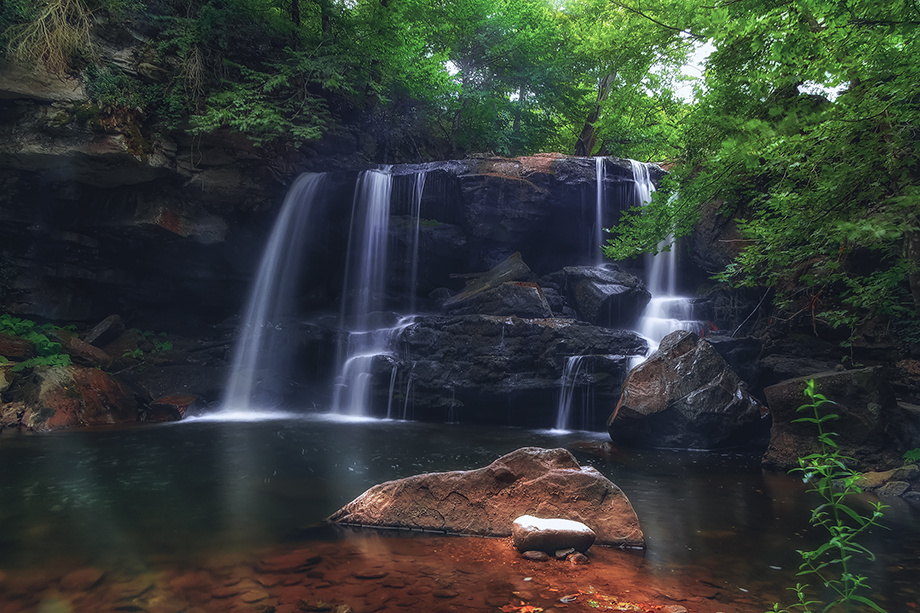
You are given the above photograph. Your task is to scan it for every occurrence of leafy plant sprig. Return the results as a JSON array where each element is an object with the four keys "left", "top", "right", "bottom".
[
  {"left": 0, "top": 314, "right": 73, "bottom": 372},
  {"left": 903, "top": 448, "right": 920, "bottom": 464},
  {"left": 770, "top": 379, "right": 887, "bottom": 613}
]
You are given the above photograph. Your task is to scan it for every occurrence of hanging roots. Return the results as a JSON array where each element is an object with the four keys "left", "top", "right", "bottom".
[{"left": 6, "top": 0, "right": 96, "bottom": 74}]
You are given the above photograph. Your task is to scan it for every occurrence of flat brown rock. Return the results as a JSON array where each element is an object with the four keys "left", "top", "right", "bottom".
[{"left": 328, "top": 447, "right": 644, "bottom": 548}]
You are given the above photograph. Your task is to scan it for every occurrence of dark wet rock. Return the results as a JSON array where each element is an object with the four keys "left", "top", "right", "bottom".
[
  {"left": 46, "top": 329, "right": 114, "bottom": 369},
  {"left": 608, "top": 330, "right": 770, "bottom": 449},
  {"left": 328, "top": 447, "right": 645, "bottom": 548},
  {"left": 521, "top": 551, "right": 550, "bottom": 561},
  {"left": 443, "top": 252, "right": 533, "bottom": 308},
  {"left": 389, "top": 315, "right": 646, "bottom": 428},
  {"left": 563, "top": 265, "right": 650, "bottom": 327},
  {"left": 555, "top": 548, "right": 575, "bottom": 559},
  {"left": 446, "top": 281, "right": 553, "bottom": 318},
  {"left": 687, "top": 198, "right": 746, "bottom": 274},
  {"left": 84, "top": 314, "right": 126, "bottom": 347},
  {"left": 704, "top": 334, "right": 763, "bottom": 393},
  {"left": 762, "top": 368, "right": 920, "bottom": 471},
  {"left": 143, "top": 394, "right": 200, "bottom": 423},
  {"left": 512, "top": 515, "right": 596, "bottom": 553},
  {"left": 0, "top": 332, "right": 34, "bottom": 361}
]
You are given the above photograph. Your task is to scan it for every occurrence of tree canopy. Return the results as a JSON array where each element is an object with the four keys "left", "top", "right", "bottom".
[
  {"left": 3, "top": 0, "right": 918, "bottom": 339},
  {"left": 604, "top": 0, "right": 920, "bottom": 340}
]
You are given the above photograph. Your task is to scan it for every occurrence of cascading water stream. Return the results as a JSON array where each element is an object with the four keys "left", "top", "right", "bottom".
[
  {"left": 630, "top": 161, "right": 704, "bottom": 360},
  {"left": 222, "top": 173, "right": 326, "bottom": 412},
  {"left": 555, "top": 355, "right": 587, "bottom": 431},
  {"left": 407, "top": 172, "right": 427, "bottom": 314},
  {"left": 331, "top": 169, "right": 395, "bottom": 417},
  {"left": 594, "top": 157, "right": 606, "bottom": 265}
]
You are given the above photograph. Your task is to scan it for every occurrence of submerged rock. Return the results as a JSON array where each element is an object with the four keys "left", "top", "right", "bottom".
[
  {"left": 328, "top": 447, "right": 645, "bottom": 548},
  {"left": 607, "top": 330, "right": 770, "bottom": 449}
]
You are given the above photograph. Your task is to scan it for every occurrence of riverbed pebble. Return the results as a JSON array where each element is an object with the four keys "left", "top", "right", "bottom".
[{"left": 522, "top": 550, "right": 550, "bottom": 561}]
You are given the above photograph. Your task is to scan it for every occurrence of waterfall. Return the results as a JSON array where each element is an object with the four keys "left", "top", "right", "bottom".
[
  {"left": 407, "top": 172, "right": 427, "bottom": 313},
  {"left": 555, "top": 355, "right": 588, "bottom": 431},
  {"left": 594, "top": 157, "right": 606, "bottom": 265},
  {"left": 222, "top": 173, "right": 326, "bottom": 412},
  {"left": 331, "top": 169, "right": 397, "bottom": 417},
  {"left": 631, "top": 162, "right": 704, "bottom": 359}
]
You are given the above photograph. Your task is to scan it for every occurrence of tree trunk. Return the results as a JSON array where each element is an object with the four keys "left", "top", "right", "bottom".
[
  {"left": 574, "top": 72, "right": 615, "bottom": 157},
  {"left": 291, "top": 0, "right": 300, "bottom": 26}
]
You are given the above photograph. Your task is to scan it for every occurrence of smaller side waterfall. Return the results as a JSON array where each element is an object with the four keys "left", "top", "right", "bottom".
[
  {"left": 407, "top": 172, "right": 427, "bottom": 314},
  {"left": 222, "top": 173, "right": 326, "bottom": 412},
  {"left": 555, "top": 355, "right": 588, "bottom": 431},
  {"left": 630, "top": 162, "right": 705, "bottom": 360},
  {"left": 332, "top": 169, "right": 400, "bottom": 417},
  {"left": 594, "top": 157, "right": 606, "bottom": 265}
]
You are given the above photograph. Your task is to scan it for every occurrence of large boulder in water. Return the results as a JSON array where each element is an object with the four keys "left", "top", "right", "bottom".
[
  {"left": 563, "top": 265, "right": 650, "bottom": 327},
  {"left": 328, "top": 447, "right": 645, "bottom": 548},
  {"left": 607, "top": 330, "right": 770, "bottom": 449},
  {"left": 762, "top": 368, "right": 920, "bottom": 471}
]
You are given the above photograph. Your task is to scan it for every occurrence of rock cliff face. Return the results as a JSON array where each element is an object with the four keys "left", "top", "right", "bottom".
[{"left": 1, "top": 93, "right": 676, "bottom": 428}]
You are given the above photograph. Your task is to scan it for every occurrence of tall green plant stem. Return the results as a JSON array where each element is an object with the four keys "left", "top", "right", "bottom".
[{"left": 770, "top": 379, "right": 886, "bottom": 613}]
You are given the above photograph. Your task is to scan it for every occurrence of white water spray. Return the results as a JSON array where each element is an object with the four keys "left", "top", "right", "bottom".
[
  {"left": 594, "top": 157, "right": 606, "bottom": 264},
  {"left": 222, "top": 173, "right": 326, "bottom": 412},
  {"left": 555, "top": 355, "right": 588, "bottom": 430},
  {"left": 331, "top": 169, "right": 402, "bottom": 417},
  {"left": 630, "top": 162, "right": 704, "bottom": 360},
  {"left": 407, "top": 172, "right": 427, "bottom": 313}
]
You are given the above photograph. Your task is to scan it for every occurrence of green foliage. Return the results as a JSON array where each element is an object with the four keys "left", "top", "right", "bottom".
[
  {"left": 0, "top": 313, "right": 73, "bottom": 372},
  {"left": 188, "top": 52, "right": 332, "bottom": 148},
  {"left": 769, "top": 379, "right": 886, "bottom": 613},
  {"left": 85, "top": 64, "right": 161, "bottom": 110},
  {"left": 123, "top": 330, "right": 172, "bottom": 358},
  {"left": 904, "top": 448, "right": 920, "bottom": 464},
  {"left": 607, "top": 0, "right": 920, "bottom": 339}
]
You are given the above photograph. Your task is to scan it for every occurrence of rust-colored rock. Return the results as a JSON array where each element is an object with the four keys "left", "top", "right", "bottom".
[
  {"left": 18, "top": 365, "right": 139, "bottom": 429},
  {"left": 328, "top": 447, "right": 644, "bottom": 548},
  {"left": 0, "top": 332, "right": 34, "bottom": 361}
]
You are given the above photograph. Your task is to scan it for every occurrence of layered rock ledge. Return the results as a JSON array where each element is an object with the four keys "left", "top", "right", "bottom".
[{"left": 328, "top": 447, "right": 645, "bottom": 548}]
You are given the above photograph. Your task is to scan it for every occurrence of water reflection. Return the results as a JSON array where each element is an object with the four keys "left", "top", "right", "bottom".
[{"left": 0, "top": 420, "right": 917, "bottom": 611}]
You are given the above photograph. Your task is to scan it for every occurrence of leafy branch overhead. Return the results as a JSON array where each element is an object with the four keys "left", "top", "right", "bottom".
[{"left": 604, "top": 0, "right": 920, "bottom": 338}]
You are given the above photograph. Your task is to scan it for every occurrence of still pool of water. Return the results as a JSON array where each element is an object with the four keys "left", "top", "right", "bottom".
[{"left": 1, "top": 415, "right": 918, "bottom": 612}]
